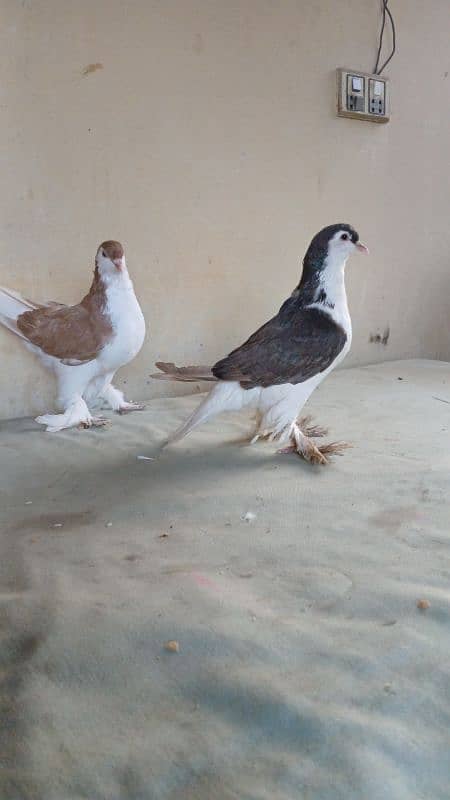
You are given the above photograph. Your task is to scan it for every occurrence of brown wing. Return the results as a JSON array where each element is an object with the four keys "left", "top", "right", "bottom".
[
  {"left": 212, "top": 303, "right": 347, "bottom": 389},
  {"left": 17, "top": 303, "right": 112, "bottom": 364}
]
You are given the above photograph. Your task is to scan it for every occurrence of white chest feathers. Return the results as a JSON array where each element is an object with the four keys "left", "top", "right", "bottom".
[
  {"left": 101, "top": 276, "right": 146, "bottom": 368},
  {"left": 310, "top": 258, "right": 352, "bottom": 345}
]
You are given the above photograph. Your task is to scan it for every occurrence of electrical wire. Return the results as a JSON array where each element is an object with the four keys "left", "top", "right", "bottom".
[
  {"left": 373, "top": 0, "right": 396, "bottom": 75},
  {"left": 373, "top": 1, "right": 387, "bottom": 73},
  {"left": 377, "top": 2, "right": 396, "bottom": 73}
]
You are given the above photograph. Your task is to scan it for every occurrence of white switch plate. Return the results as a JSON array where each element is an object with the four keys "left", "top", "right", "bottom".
[{"left": 336, "top": 68, "right": 390, "bottom": 123}]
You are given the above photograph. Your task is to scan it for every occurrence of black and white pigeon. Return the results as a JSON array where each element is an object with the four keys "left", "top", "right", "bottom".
[{"left": 153, "top": 224, "right": 368, "bottom": 464}]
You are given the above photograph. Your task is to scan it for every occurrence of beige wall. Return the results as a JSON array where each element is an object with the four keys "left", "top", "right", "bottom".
[{"left": 1, "top": 0, "right": 449, "bottom": 420}]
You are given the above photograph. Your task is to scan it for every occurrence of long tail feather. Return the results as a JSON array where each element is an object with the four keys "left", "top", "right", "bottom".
[
  {"left": 152, "top": 361, "right": 217, "bottom": 382},
  {"left": 0, "top": 287, "right": 37, "bottom": 340},
  {"left": 166, "top": 395, "right": 217, "bottom": 444},
  {"left": 165, "top": 381, "right": 246, "bottom": 446}
]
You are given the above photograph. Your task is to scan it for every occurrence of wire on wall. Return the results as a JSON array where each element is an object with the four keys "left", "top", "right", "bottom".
[{"left": 373, "top": 0, "right": 396, "bottom": 75}]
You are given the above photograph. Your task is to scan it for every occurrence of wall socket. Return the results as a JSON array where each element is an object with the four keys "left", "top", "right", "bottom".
[{"left": 336, "top": 68, "right": 390, "bottom": 123}]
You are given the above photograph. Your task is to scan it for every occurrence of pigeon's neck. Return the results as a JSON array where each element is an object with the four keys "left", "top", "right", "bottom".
[
  {"left": 82, "top": 265, "right": 134, "bottom": 315},
  {"left": 93, "top": 261, "right": 134, "bottom": 292},
  {"left": 315, "top": 257, "right": 348, "bottom": 312},
  {"left": 296, "top": 251, "right": 348, "bottom": 311},
  {"left": 104, "top": 268, "right": 133, "bottom": 293},
  {"left": 81, "top": 267, "right": 109, "bottom": 316}
]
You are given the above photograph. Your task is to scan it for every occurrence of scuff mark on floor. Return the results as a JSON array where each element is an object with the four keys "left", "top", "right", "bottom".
[{"left": 82, "top": 63, "right": 103, "bottom": 77}]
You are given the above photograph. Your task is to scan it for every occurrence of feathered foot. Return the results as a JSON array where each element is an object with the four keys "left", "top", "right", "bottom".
[
  {"left": 278, "top": 422, "right": 351, "bottom": 465},
  {"left": 35, "top": 398, "right": 110, "bottom": 433},
  {"left": 249, "top": 412, "right": 287, "bottom": 445},
  {"left": 117, "top": 401, "right": 146, "bottom": 415},
  {"left": 297, "top": 415, "right": 329, "bottom": 439},
  {"left": 250, "top": 414, "right": 328, "bottom": 446},
  {"left": 99, "top": 383, "right": 145, "bottom": 415}
]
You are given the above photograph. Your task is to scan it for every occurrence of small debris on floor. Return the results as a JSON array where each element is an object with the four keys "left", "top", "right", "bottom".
[
  {"left": 159, "top": 533, "right": 169, "bottom": 539},
  {"left": 105, "top": 521, "right": 113, "bottom": 528},
  {"left": 52, "top": 523, "right": 63, "bottom": 529},
  {"left": 417, "top": 598, "right": 430, "bottom": 610},
  {"left": 124, "top": 554, "right": 139, "bottom": 562},
  {"left": 164, "top": 640, "right": 179, "bottom": 653},
  {"left": 25, "top": 500, "right": 33, "bottom": 505},
  {"left": 241, "top": 511, "right": 257, "bottom": 523},
  {"left": 137, "top": 455, "right": 155, "bottom": 461}
]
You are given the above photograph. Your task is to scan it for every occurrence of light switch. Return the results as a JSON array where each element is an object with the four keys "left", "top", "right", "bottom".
[
  {"left": 369, "top": 78, "right": 386, "bottom": 115},
  {"left": 373, "top": 80, "right": 384, "bottom": 97},
  {"left": 346, "top": 73, "right": 366, "bottom": 113},
  {"left": 337, "top": 68, "right": 390, "bottom": 123}
]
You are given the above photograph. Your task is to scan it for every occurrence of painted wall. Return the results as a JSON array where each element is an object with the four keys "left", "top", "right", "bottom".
[{"left": 1, "top": 0, "right": 449, "bottom": 419}]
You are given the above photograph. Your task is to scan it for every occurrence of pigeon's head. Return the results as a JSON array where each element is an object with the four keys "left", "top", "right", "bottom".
[
  {"left": 327, "top": 225, "right": 369, "bottom": 261},
  {"left": 96, "top": 240, "right": 126, "bottom": 276},
  {"left": 304, "top": 224, "right": 369, "bottom": 273},
  {"left": 297, "top": 224, "right": 368, "bottom": 303}
]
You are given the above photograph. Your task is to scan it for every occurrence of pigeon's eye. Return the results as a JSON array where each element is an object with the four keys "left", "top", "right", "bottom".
[{"left": 340, "top": 233, "right": 349, "bottom": 241}]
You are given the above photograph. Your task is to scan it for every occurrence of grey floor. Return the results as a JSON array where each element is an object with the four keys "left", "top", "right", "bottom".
[{"left": 1, "top": 359, "right": 449, "bottom": 800}]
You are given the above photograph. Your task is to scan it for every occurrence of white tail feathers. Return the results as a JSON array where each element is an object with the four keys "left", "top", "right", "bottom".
[
  {"left": 0, "top": 287, "right": 36, "bottom": 340},
  {"left": 152, "top": 361, "right": 219, "bottom": 445},
  {"left": 167, "top": 397, "right": 216, "bottom": 444},
  {"left": 152, "top": 362, "right": 217, "bottom": 382},
  {"left": 165, "top": 381, "right": 249, "bottom": 446}
]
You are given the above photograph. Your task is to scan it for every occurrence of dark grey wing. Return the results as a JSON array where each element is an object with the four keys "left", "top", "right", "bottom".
[{"left": 212, "top": 305, "right": 347, "bottom": 389}]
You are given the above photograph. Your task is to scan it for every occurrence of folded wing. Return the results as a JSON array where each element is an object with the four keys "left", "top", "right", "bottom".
[
  {"left": 212, "top": 305, "right": 347, "bottom": 389},
  {"left": 17, "top": 303, "right": 112, "bottom": 365}
]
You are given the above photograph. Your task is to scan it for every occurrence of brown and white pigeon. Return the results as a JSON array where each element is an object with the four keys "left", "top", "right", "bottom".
[
  {"left": 0, "top": 241, "right": 146, "bottom": 432},
  {"left": 152, "top": 224, "right": 368, "bottom": 464}
]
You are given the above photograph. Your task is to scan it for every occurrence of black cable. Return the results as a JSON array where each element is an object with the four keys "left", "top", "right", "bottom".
[
  {"left": 373, "top": 0, "right": 396, "bottom": 75},
  {"left": 377, "top": 2, "right": 396, "bottom": 73},
  {"left": 373, "top": 0, "right": 387, "bottom": 74}
]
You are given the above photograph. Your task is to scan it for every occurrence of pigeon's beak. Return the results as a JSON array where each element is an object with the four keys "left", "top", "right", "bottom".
[
  {"left": 356, "top": 242, "right": 369, "bottom": 255},
  {"left": 113, "top": 257, "right": 124, "bottom": 271}
]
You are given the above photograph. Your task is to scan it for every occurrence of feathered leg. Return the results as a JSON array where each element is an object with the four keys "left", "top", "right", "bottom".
[
  {"left": 35, "top": 397, "right": 109, "bottom": 433},
  {"left": 250, "top": 413, "right": 328, "bottom": 445},
  {"left": 36, "top": 364, "right": 108, "bottom": 433},
  {"left": 100, "top": 382, "right": 146, "bottom": 415},
  {"left": 278, "top": 421, "right": 350, "bottom": 465},
  {"left": 83, "top": 373, "right": 145, "bottom": 414},
  {"left": 248, "top": 381, "right": 348, "bottom": 465}
]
